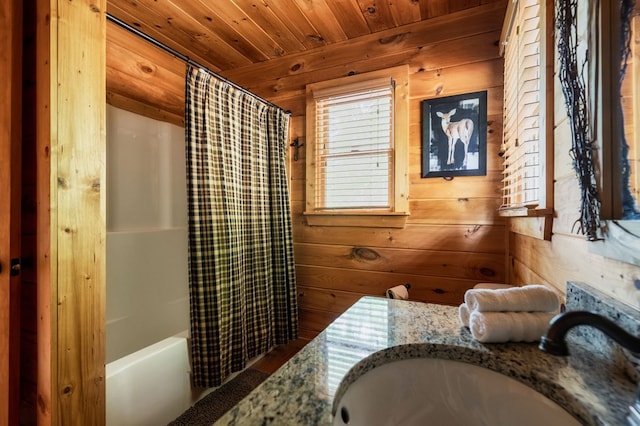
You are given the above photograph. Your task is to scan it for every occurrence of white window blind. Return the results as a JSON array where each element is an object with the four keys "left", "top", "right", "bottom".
[
  {"left": 313, "top": 78, "right": 394, "bottom": 210},
  {"left": 501, "top": 0, "right": 543, "bottom": 210}
]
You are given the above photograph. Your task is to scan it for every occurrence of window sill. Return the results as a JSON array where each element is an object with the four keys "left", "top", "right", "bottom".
[
  {"left": 499, "top": 208, "right": 554, "bottom": 241},
  {"left": 304, "top": 212, "right": 409, "bottom": 228},
  {"left": 498, "top": 207, "right": 554, "bottom": 217}
]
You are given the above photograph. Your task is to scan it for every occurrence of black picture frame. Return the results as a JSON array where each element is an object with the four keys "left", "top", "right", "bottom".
[{"left": 421, "top": 91, "right": 487, "bottom": 178}]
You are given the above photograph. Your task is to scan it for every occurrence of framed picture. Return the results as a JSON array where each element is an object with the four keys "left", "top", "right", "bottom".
[{"left": 421, "top": 91, "right": 487, "bottom": 178}]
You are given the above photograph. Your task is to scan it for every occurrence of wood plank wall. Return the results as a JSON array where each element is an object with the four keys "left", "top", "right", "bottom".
[
  {"left": 509, "top": 4, "right": 640, "bottom": 308},
  {"left": 107, "top": 1, "right": 509, "bottom": 340},
  {"left": 18, "top": 1, "right": 108, "bottom": 422},
  {"left": 510, "top": 119, "right": 640, "bottom": 306},
  {"left": 1, "top": 0, "right": 23, "bottom": 423},
  {"left": 38, "top": 0, "right": 107, "bottom": 424}
]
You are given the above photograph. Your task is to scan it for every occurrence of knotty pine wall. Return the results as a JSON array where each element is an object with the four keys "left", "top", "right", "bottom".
[
  {"left": 107, "top": 1, "right": 509, "bottom": 340},
  {"left": 509, "top": 4, "right": 640, "bottom": 309},
  {"left": 3, "top": 0, "right": 23, "bottom": 423}
]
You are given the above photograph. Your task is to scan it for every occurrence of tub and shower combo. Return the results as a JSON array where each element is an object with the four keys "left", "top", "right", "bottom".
[{"left": 106, "top": 106, "right": 195, "bottom": 425}]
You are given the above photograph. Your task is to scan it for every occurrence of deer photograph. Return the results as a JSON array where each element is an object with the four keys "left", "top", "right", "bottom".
[
  {"left": 436, "top": 108, "right": 474, "bottom": 167},
  {"left": 421, "top": 91, "right": 487, "bottom": 178}
]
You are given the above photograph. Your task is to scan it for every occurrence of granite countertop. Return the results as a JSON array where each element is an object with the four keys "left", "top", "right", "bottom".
[{"left": 215, "top": 295, "right": 637, "bottom": 425}]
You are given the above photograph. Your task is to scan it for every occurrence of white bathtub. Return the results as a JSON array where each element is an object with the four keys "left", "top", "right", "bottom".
[
  {"left": 105, "top": 331, "right": 268, "bottom": 425},
  {"left": 106, "top": 332, "right": 195, "bottom": 426}
]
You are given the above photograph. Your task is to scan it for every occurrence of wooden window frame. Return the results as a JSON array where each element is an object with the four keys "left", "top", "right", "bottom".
[
  {"left": 304, "top": 66, "right": 409, "bottom": 228},
  {"left": 499, "top": 0, "right": 554, "bottom": 222}
]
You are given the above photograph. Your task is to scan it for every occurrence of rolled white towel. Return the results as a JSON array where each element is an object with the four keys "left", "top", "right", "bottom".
[
  {"left": 464, "top": 284, "right": 560, "bottom": 313},
  {"left": 469, "top": 311, "right": 556, "bottom": 343},
  {"left": 458, "top": 303, "right": 471, "bottom": 327},
  {"left": 459, "top": 284, "right": 514, "bottom": 327}
]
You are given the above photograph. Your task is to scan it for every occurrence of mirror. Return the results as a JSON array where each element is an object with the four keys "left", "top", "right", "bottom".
[
  {"left": 617, "top": 2, "right": 640, "bottom": 220},
  {"left": 598, "top": 0, "right": 640, "bottom": 223},
  {"left": 556, "top": 0, "right": 640, "bottom": 263},
  {"left": 594, "top": 0, "right": 640, "bottom": 264}
]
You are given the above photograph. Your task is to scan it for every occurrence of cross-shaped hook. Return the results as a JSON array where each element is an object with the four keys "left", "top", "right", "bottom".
[{"left": 290, "top": 138, "right": 304, "bottom": 161}]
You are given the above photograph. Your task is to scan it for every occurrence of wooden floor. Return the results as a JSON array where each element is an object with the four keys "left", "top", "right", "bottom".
[{"left": 251, "top": 338, "right": 310, "bottom": 374}]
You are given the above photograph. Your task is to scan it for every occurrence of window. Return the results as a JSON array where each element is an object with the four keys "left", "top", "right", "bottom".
[
  {"left": 315, "top": 80, "right": 392, "bottom": 209},
  {"left": 499, "top": 0, "right": 553, "bottom": 217},
  {"left": 305, "top": 66, "right": 409, "bottom": 227}
]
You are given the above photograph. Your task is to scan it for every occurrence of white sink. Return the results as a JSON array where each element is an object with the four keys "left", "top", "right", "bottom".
[{"left": 332, "top": 357, "right": 581, "bottom": 426}]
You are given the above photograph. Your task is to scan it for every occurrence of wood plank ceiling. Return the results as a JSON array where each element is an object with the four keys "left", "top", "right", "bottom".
[{"left": 106, "top": 0, "right": 499, "bottom": 75}]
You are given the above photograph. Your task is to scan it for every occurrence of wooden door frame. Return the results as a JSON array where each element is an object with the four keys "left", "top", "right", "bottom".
[
  {"left": 0, "top": 0, "right": 23, "bottom": 424},
  {"left": 35, "top": 1, "right": 107, "bottom": 424}
]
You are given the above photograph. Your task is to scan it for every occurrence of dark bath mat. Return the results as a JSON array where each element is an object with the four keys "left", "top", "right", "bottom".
[{"left": 168, "top": 368, "right": 270, "bottom": 425}]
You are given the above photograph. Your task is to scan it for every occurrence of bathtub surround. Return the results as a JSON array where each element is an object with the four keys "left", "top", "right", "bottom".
[
  {"left": 185, "top": 66, "right": 298, "bottom": 388},
  {"left": 215, "top": 282, "right": 639, "bottom": 425},
  {"left": 106, "top": 106, "right": 192, "bottom": 424},
  {"left": 106, "top": 106, "right": 189, "bottom": 363}
]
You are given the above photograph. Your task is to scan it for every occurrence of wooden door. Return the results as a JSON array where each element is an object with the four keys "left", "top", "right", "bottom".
[{"left": 0, "top": 0, "right": 23, "bottom": 424}]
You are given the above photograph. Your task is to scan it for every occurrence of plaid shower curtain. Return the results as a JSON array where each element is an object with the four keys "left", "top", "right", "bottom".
[{"left": 185, "top": 66, "right": 298, "bottom": 387}]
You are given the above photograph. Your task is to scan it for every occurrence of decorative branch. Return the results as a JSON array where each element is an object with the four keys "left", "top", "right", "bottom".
[{"left": 556, "top": 0, "right": 601, "bottom": 241}]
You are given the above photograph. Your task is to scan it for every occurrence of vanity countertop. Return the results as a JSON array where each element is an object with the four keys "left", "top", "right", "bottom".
[{"left": 214, "top": 296, "right": 637, "bottom": 425}]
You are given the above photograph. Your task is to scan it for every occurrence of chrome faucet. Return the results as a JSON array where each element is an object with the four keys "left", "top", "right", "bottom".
[{"left": 539, "top": 311, "right": 640, "bottom": 425}]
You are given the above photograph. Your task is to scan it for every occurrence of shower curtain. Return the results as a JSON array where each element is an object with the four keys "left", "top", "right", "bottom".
[{"left": 185, "top": 65, "right": 298, "bottom": 387}]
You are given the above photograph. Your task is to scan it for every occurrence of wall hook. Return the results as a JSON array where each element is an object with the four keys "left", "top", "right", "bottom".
[{"left": 290, "top": 138, "right": 304, "bottom": 161}]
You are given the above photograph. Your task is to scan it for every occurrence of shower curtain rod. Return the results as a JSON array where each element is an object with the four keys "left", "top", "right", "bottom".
[{"left": 105, "top": 13, "right": 289, "bottom": 115}]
